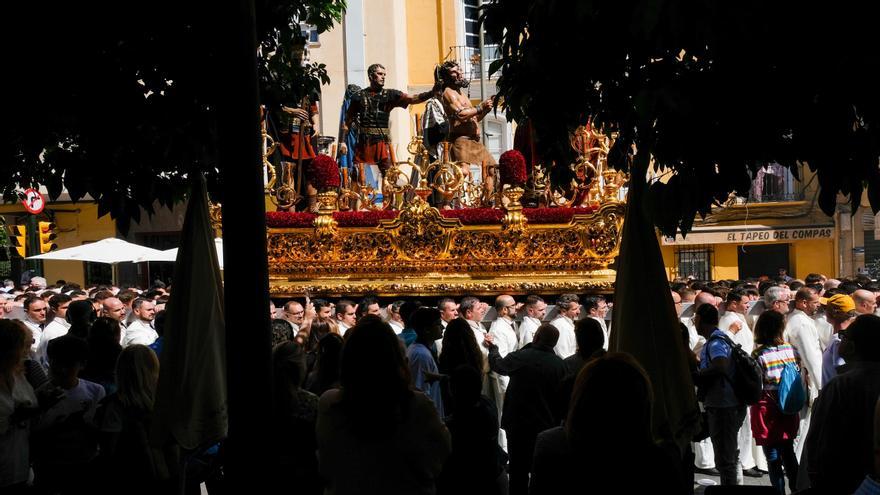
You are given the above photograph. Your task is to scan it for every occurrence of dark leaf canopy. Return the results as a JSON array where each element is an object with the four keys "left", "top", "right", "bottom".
[
  {"left": 2, "top": 1, "right": 345, "bottom": 231},
  {"left": 482, "top": 0, "right": 880, "bottom": 235}
]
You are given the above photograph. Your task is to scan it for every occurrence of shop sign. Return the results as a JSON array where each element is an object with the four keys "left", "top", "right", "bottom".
[{"left": 662, "top": 225, "right": 834, "bottom": 246}]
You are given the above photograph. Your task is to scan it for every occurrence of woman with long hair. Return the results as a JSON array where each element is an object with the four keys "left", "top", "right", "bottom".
[
  {"left": 0, "top": 320, "right": 38, "bottom": 492},
  {"left": 272, "top": 341, "right": 321, "bottom": 494},
  {"left": 96, "top": 345, "right": 162, "bottom": 494},
  {"left": 317, "top": 315, "right": 451, "bottom": 495},
  {"left": 531, "top": 353, "right": 681, "bottom": 494},
  {"left": 305, "top": 333, "right": 343, "bottom": 396},
  {"left": 438, "top": 318, "right": 484, "bottom": 412},
  {"left": 751, "top": 311, "right": 800, "bottom": 494}
]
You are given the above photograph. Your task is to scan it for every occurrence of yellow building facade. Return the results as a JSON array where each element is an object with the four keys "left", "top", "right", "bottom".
[{"left": 659, "top": 166, "right": 840, "bottom": 281}]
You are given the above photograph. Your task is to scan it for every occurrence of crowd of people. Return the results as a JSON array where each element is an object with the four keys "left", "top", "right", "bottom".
[
  {"left": 0, "top": 276, "right": 168, "bottom": 494},
  {"left": 2, "top": 270, "right": 879, "bottom": 494},
  {"left": 678, "top": 272, "right": 880, "bottom": 494}
]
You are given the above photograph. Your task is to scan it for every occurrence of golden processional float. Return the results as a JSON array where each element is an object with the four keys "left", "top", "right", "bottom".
[{"left": 262, "top": 120, "right": 628, "bottom": 298}]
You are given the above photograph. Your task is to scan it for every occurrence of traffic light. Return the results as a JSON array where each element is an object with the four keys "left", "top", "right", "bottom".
[
  {"left": 38, "top": 222, "right": 58, "bottom": 253},
  {"left": 8, "top": 224, "right": 26, "bottom": 258}
]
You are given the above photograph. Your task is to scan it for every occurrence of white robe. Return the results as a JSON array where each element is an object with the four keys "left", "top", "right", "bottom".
[
  {"left": 784, "top": 309, "right": 823, "bottom": 460},
  {"left": 123, "top": 319, "right": 159, "bottom": 347},
  {"left": 518, "top": 315, "right": 541, "bottom": 349},
  {"left": 488, "top": 317, "right": 517, "bottom": 452},
  {"left": 550, "top": 316, "right": 576, "bottom": 358},
  {"left": 36, "top": 317, "right": 71, "bottom": 367},
  {"left": 589, "top": 315, "right": 609, "bottom": 350}
]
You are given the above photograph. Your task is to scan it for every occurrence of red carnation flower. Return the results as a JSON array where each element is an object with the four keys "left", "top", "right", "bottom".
[
  {"left": 499, "top": 150, "right": 528, "bottom": 186},
  {"left": 309, "top": 154, "right": 341, "bottom": 190}
]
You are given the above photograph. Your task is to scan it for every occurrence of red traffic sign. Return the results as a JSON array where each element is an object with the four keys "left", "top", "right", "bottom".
[{"left": 22, "top": 188, "right": 45, "bottom": 214}]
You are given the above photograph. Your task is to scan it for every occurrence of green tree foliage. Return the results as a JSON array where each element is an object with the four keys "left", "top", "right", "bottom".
[
  {"left": 482, "top": 0, "right": 880, "bottom": 235},
  {"left": 2, "top": 1, "right": 344, "bottom": 233}
]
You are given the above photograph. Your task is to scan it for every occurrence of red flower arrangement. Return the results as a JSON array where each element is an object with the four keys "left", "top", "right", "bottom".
[
  {"left": 309, "top": 154, "right": 341, "bottom": 190},
  {"left": 440, "top": 208, "right": 505, "bottom": 225},
  {"left": 333, "top": 210, "right": 399, "bottom": 227},
  {"left": 266, "top": 211, "right": 316, "bottom": 228},
  {"left": 266, "top": 206, "right": 599, "bottom": 228},
  {"left": 498, "top": 150, "right": 528, "bottom": 186}
]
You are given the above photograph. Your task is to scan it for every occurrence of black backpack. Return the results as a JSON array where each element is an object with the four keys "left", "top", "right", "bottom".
[{"left": 705, "top": 333, "right": 764, "bottom": 405}]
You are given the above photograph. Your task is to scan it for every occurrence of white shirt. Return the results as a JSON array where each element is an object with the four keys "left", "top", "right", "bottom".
[
  {"left": 551, "top": 316, "right": 576, "bottom": 358},
  {"left": 488, "top": 317, "right": 517, "bottom": 408},
  {"left": 518, "top": 315, "right": 542, "bottom": 348},
  {"left": 286, "top": 320, "right": 301, "bottom": 335},
  {"left": 489, "top": 317, "right": 519, "bottom": 357},
  {"left": 122, "top": 319, "right": 158, "bottom": 347},
  {"left": 467, "top": 319, "right": 489, "bottom": 373},
  {"left": 36, "top": 317, "right": 71, "bottom": 367},
  {"left": 589, "top": 315, "right": 610, "bottom": 350},
  {"left": 679, "top": 304, "right": 702, "bottom": 352},
  {"left": 389, "top": 319, "right": 405, "bottom": 336},
  {"left": 814, "top": 314, "right": 834, "bottom": 352},
  {"left": 784, "top": 309, "right": 823, "bottom": 398},
  {"left": 338, "top": 321, "right": 351, "bottom": 337},
  {"left": 719, "top": 311, "right": 753, "bottom": 355},
  {"left": 21, "top": 319, "right": 45, "bottom": 354},
  {"left": 435, "top": 319, "right": 452, "bottom": 354}
]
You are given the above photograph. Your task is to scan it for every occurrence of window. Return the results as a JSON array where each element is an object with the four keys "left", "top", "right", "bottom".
[
  {"left": 746, "top": 163, "right": 804, "bottom": 203},
  {"left": 461, "top": 0, "right": 499, "bottom": 79},
  {"left": 300, "top": 23, "right": 320, "bottom": 46},
  {"left": 676, "top": 246, "right": 713, "bottom": 281}
]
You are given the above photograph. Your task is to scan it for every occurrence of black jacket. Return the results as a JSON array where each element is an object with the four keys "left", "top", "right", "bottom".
[{"left": 488, "top": 343, "right": 567, "bottom": 433}]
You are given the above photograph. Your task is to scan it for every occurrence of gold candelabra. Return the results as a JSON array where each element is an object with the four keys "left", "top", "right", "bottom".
[{"left": 262, "top": 106, "right": 303, "bottom": 210}]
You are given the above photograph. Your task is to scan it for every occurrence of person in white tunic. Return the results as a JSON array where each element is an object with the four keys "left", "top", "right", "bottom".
[
  {"left": 20, "top": 296, "right": 50, "bottom": 354},
  {"left": 488, "top": 294, "right": 520, "bottom": 452},
  {"left": 782, "top": 287, "right": 823, "bottom": 460},
  {"left": 583, "top": 295, "right": 610, "bottom": 350},
  {"left": 122, "top": 298, "right": 158, "bottom": 347},
  {"left": 550, "top": 294, "right": 580, "bottom": 358},
  {"left": 518, "top": 295, "right": 547, "bottom": 348},
  {"left": 35, "top": 294, "right": 73, "bottom": 367}
]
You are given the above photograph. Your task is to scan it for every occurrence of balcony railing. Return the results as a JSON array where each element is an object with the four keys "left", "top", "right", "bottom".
[
  {"left": 745, "top": 163, "right": 804, "bottom": 203},
  {"left": 445, "top": 45, "right": 501, "bottom": 81}
]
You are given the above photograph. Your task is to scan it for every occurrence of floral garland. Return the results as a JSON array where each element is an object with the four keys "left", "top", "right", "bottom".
[
  {"left": 309, "top": 154, "right": 341, "bottom": 190},
  {"left": 267, "top": 206, "right": 598, "bottom": 228},
  {"left": 498, "top": 149, "right": 528, "bottom": 186}
]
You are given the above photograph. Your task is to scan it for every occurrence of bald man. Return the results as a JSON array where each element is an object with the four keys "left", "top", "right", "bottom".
[
  {"left": 853, "top": 289, "right": 878, "bottom": 316},
  {"left": 103, "top": 297, "right": 127, "bottom": 344},
  {"left": 489, "top": 294, "right": 520, "bottom": 452}
]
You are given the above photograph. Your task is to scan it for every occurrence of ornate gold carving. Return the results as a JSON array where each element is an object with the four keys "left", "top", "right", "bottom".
[
  {"left": 269, "top": 275, "right": 616, "bottom": 298},
  {"left": 208, "top": 200, "right": 223, "bottom": 237},
  {"left": 502, "top": 186, "right": 527, "bottom": 233},
  {"left": 378, "top": 197, "right": 462, "bottom": 260},
  {"left": 267, "top": 201, "right": 626, "bottom": 295},
  {"left": 314, "top": 191, "right": 339, "bottom": 240}
]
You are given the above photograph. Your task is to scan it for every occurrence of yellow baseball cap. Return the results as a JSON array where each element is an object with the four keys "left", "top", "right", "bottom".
[{"left": 819, "top": 294, "right": 855, "bottom": 314}]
